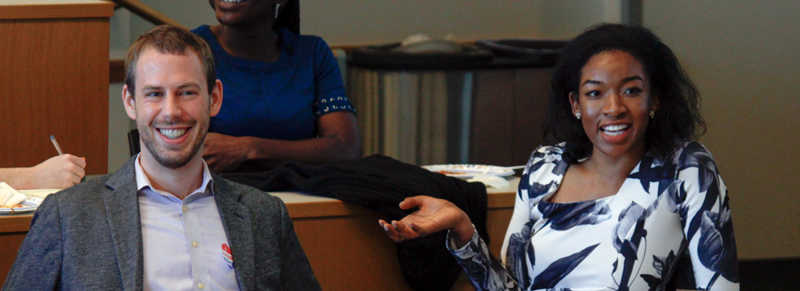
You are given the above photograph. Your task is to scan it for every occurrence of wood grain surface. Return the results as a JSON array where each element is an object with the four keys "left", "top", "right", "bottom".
[
  {"left": 0, "top": 6, "right": 110, "bottom": 174},
  {"left": 0, "top": 0, "right": 113, "bottom": 20}
]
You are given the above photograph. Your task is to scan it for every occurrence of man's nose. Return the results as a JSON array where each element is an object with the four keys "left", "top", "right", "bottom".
[{"left": 161, "top": 93, "right": 183, "bottom": 117}]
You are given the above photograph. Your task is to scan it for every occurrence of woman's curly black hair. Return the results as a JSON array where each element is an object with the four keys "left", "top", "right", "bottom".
[{"left": 544, "top": 23, "right": 706, "bottom": 163}]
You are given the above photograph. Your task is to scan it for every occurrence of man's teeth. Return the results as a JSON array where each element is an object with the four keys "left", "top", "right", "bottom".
[
  {"left": 221, "top": 0, "right": 246, "bottom": 3},
  {"left": 601, "top": 124, "right": 629, "bottom": 136},
  {"left": 159, "top": 128, "right": 187, "bottom": 139}
]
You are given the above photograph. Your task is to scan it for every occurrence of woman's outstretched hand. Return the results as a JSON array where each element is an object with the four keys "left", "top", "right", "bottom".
[{"left": 378, "top": 195, "right": 474, "bottom": 247}]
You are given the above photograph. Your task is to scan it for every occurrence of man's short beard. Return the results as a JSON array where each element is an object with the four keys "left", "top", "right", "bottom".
[{"left": 141, "top": 128, "right": 207, "bottom": 169}]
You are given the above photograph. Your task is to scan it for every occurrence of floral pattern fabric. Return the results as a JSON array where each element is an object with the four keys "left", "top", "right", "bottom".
[{"left": 448, "top": 142, "right": 739, "bottom": 290}]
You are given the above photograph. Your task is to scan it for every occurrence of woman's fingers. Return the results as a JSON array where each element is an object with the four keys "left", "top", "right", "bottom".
[
  {"left": 378, "top": 219, "right": 425, "bottom": 242},
  {"left": 378, "top": 219, "right": 404, "bottom": 242},
  {"left": 392, "top": 220, "right": 415, "bottom": 238},
  {"left": 398, "top": 196, "right": 424, "bottom": 210}
]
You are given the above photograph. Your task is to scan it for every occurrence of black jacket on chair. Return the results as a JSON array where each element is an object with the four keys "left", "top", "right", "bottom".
[{"left": 223, "top": 155, "right": 490, "bottom": 291}]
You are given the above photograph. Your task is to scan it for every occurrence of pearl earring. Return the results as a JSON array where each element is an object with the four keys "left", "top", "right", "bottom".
[
  {"left": 274, "top": 3, "right": 280, "bottom": 19},
  {"left": 649, "top": 110, "right": 655, "bottom": 119},
  {"left": 575, "top": 112, "right": 581, "bottom": 120}
]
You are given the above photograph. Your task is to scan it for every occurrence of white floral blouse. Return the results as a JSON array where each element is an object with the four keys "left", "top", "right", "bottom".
[{"left": 448, "top": 142, "right": 739, "bottom": 290}]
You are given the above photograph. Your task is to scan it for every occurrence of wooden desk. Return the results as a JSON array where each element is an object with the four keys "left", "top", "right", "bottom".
[
  {"left": 0, "top": 179, "right": 518, "bottom": 290},
  {"left": 0, "top": 214, "right": 29, "bottom": 287},
  {"left": 0, "top": 0, "right": 112, "bottom": 174}
]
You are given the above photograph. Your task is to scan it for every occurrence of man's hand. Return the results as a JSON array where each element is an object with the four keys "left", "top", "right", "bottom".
[
  {"left": 203, "top": 132, "right": 251, "bottom": 172},
  {"left": 378, "top": 195, "right": 474, "bottom": 247},
  {"left": 29, "top": 154, "right": 86, "bottom": 189}
]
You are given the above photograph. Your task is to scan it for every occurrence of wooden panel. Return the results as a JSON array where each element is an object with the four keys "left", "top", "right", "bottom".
[
  {"left": 293, "top": 212, "right": 411, "bottom": 291},
  {"left": 470, "top": 70, "right": 516, "bottom": 165},
  {"left": 0, "top": 215, "right": 33, "bottom": 285},
  {"left": 512, "top": 68, "right": 553, "bottom": 163},
  {"left": 0, "top": 233, "right": 26, "bottom": 285},
  {"left": 291, "top": 203, "right": 513, "bottom": 291},
  {"left": 0, "top": 17, "right": 109, "bottom": 173},
  {"left": 287, "top": 200, "right": 372, "bottom": 218},
  {"left": 0, "top": 215, "right": 31, "bottom": 233},
  {"left": 0, "top": 1, "right": 113, "bottom": 20}
]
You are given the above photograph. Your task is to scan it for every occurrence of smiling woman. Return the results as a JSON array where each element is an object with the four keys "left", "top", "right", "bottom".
[
  {"left": 379, "top": 24, "right": 740, "bottom": 291},
  {"left": 189, "top": 0, "right": 361, "bottom": 172}
]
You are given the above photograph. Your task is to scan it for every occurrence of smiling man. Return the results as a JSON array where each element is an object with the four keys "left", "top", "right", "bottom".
[{"left": 3, "top": 25, "right": 320, "bottom": 291}]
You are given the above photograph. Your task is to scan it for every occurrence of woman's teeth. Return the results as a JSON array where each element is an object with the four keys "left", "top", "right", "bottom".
[
  {"left": 159, "top": 128, "right": 187, "bottom": 139},
  {"left": 601, "top": 124, "right": 629, "bottom": 136},
  {"left": 221, "top": 0, "right": 247, "bottom": 3}
]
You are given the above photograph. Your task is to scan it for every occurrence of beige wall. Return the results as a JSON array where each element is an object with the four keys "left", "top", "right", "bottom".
[
  {"left": 107, "top": 10, "right": 133, "bottom": 172},
  {"left": 643, "top": 1, "right": 800, "bottom": 259},
  {"left": 302, "top": 0, "right": 620, "bottom": 43},
  {"left": 126, "top": 0, "right": 619, "bottom": 44}
]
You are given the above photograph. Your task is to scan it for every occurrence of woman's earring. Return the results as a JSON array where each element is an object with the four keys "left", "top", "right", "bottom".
[
  {"left": 274, "top": 3, "right": 281, "bottom": 19},
  {"left": 649, "top": 110, "right": 655, "bottom": 119},
  {"left": 575, "top": 112, "right": 581, "bottom": 120}
]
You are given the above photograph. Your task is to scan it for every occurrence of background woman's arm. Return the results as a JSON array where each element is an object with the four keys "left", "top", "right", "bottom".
[{"left": 203, "top": 111, "right": 360, "bottom": 171}]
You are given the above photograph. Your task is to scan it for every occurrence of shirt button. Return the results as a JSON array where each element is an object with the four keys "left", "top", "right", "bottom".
[
  {"left": 197, "top": 282, "right": 204, "bottom": 289},
  {"left": 182, "top": 206, "right": 188, "bottom": 212},
  {"left": 192, "top": 241, "right": 198, "bottom": 248}
]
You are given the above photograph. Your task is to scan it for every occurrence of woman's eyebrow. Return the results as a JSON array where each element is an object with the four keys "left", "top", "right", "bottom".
[
  {"left": 621, "top": 75, "right": 644, "bottom": 83},
  {"left": 581, "top": 79, "right": 603, "bottom": 86},
  {"left": 582, "top": 75, "right": 644, "bottom": 87}
]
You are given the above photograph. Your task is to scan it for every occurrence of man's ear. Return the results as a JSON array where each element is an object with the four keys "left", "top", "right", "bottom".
[
  {"left": 569, "top": 91, "right": 580, "bottom": 116},
  {"left": 209, "top": 79, "right": 223, "bottom": 117},
  {"left": 122, "top": 85, "right": 137, "bottom": 120}
]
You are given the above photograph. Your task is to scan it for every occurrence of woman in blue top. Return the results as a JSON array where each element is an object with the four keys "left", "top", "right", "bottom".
[
  {"left": 379, "top": 24, "right": 739, "bottom": 290},
  {"left": 193, "top": 0, "right": 359, "bottom": 171}
]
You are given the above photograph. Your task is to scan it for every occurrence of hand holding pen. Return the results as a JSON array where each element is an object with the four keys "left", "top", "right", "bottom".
[{"left": 25, "top": 135, "right": 87, "bottom": 188}]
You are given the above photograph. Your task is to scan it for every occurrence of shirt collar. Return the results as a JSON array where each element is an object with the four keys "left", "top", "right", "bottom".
[{"left": 134, "top": 154, "right": 214, "bottom": 198}]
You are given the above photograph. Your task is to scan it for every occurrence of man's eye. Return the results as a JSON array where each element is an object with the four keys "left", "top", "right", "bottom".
[
  {"left": 180, "top": 91, "right": 198, "bottom": 96},
  {"left": 145, "top": 92, "right": 162, "bottom": 97}
]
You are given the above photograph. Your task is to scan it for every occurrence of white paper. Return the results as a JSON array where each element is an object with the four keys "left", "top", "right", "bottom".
[{"left": 0, "top": 182, "right": 27, "bottom": 207}]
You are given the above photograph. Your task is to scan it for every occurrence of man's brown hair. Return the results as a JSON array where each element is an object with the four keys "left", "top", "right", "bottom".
[{"left": 124, "top": 25, "right": 216, "bottom": 95}]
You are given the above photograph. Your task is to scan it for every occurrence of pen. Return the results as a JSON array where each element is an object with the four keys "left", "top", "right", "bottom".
[{"left": 49, "top": 135, "right": 64, "bottom": 155}]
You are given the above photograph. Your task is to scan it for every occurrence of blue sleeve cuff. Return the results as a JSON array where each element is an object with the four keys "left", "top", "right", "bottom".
[{"left": 313, "top": 95, "right": 356, "bottom": 117}]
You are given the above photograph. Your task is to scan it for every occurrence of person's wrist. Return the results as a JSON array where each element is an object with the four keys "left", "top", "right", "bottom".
[
  {"left": 453, "top": 213, "right": 474, "bottom": 247},
  {"left": 18, "top": 167, "right": 36, "bottom": 189},
  {"left": 242, "top": 136, "right": 256, "bottom": 160}
]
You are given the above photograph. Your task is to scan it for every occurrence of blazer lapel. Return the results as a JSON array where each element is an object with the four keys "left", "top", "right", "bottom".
[
  {"left": 214, "top": 178, "right": 255, "bottom": 291},
  {"left": 103, "top": 158, "right": 143, "bottom": 291}
]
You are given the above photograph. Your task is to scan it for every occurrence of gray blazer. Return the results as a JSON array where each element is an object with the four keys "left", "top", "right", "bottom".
[{"left": 2, "top": 158, "right": 320, "bottom": 291}]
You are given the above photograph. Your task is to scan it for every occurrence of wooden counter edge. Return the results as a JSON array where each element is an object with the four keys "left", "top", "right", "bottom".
[
  {"left": 0, "top": 191, "right": 516, "bottom": 231},
  {"left": 0, "top": 1, "right": 114, "bottom": 20},
  {"left": 0, "top": 215, "right": 33, "bottom": 233},
  {"left": 287, "top": 191, "right": 516, "bottom": 219}
]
